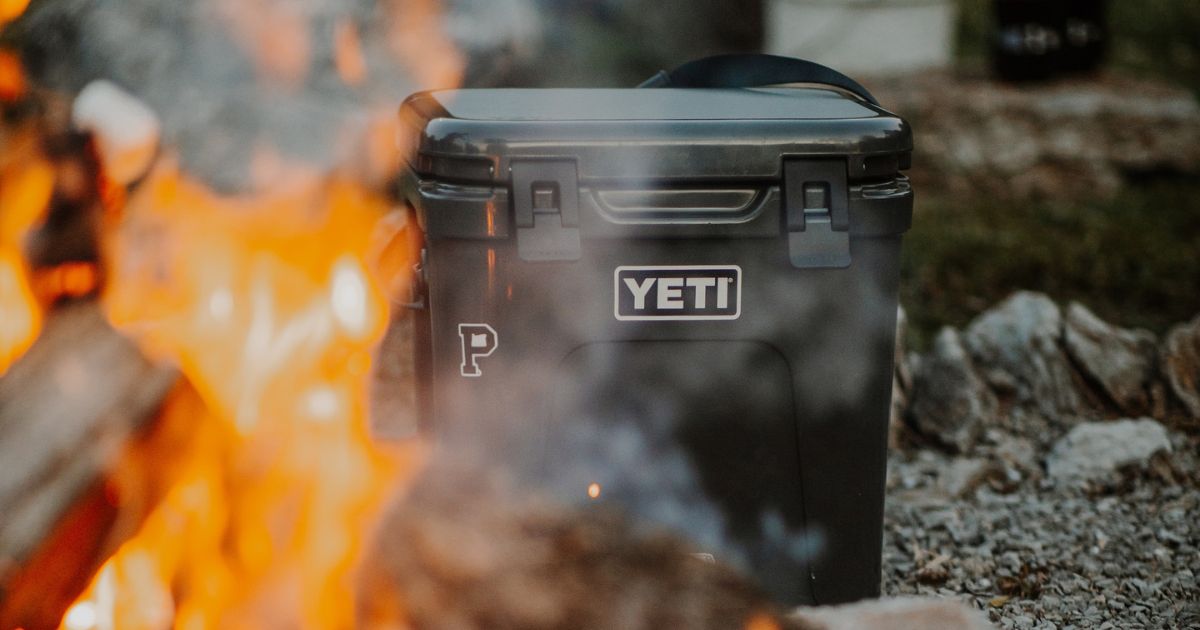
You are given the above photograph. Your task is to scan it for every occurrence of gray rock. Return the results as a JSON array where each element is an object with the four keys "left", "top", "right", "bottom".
[
  {"left": 869, "top": 74, "right": 1200, "bottom": 201},
  {"left": 908, "top": 327, "right": 999, "bottom": 453},
  {"left": 886, "top": 429, "right": 1200, "bottom": 628},
  {"left": 1046, "top": 418, "right": 1172, "bottom": 484},
  {"left": 1161, "top": 314, "right": 1200, "bottom": 419},
  {"left": 964, "top": 292, "right": 1082, "bottom": 419},
  {"left": 986, "top": 431, "right": 1038, "bottom": 471},
  {"left": 1063, "top": 302, "right": 1158, "bottom": 416},
  {"left": 989, "top": 432, "right": 1040, "bottom": 485},
  {"left": 791, "top": 596, "right": 994, "bottom": 630},
  {"left": 937, "top": 457, "right": 993, "bottom": 498}
]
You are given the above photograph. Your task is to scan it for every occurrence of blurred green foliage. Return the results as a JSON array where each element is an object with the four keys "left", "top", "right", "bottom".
[
  {"left": 1108, "top": 0, "right": 1200, "bottom": 96},
  {"left": 952, "top": 0, "right": 990, "bottom": 64},
  {"left": 898, "top": 1, "right": 1200, "bottom": 346},
  {"left": 902, "top": 180, "right": 1200, "bottom": 348}
]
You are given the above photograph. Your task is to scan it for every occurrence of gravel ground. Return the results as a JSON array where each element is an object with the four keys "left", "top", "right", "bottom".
[{"left": 882, "top": 431, "right": 1200, "bottom": 629}]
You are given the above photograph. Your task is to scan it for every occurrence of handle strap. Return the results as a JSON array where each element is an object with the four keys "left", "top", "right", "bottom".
[{"left": 638, "top": 53, "right": 880, "bottom": 107}]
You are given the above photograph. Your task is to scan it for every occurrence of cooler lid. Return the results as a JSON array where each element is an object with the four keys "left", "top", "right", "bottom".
[
  {"left": 400, "top": 87, "right": 911, "bottom": 182},
  {"left": 431, "top": 88, "right": 877, "bottom": 121}
]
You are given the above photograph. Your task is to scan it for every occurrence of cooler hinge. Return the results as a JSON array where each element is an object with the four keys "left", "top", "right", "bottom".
[
  {"left": 784, "top": 159, "right": 851, "bottom": 269},
  {"left": 512, "top": 160, "right": 582, "bottom": 262}
]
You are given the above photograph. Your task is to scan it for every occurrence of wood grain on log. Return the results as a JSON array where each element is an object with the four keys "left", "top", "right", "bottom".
[{"left": 0, "top": 301, "right": 180, "bottom": 630}]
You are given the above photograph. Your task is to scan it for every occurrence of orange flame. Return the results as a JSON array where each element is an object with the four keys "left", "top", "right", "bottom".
[
  {"left": 0, "top": 0, "right": 30, "bottom": 28},
  {"left": 0, "top": 50, "right": 27, "bottom": 101},
  {"left": 26, "top": 0, "right": 468, "bottom": 625},
  {"left": 334, "top": 20, "right": 369, "bottom": 88},
  {"left": 59, "top": 157, "right": 422, "bottom": 629},
  {"left": 0, "top": 134, "right": 52, "bottom": 375}
]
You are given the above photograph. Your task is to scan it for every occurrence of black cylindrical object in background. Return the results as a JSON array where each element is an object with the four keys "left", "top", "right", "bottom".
[
  {"left": 1060, "top": 0, "right": 1107, "bottom": 75},
  {"left": 993, "top": 0, "right": 1067, "bottom": 81},
  {"left": 993, "top": 0, "right": 1108, "bottom": 81}
]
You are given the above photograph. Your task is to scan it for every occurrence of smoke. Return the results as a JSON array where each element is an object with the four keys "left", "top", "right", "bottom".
[
  {"left": 359, "top": 451, "right": 802, "bottom": 630},
  {"left": 417, "top": 220, "right": 903, "bottom": 604},
  {"left": 9, "top": 0, "right": 462, "bottom": 192}
]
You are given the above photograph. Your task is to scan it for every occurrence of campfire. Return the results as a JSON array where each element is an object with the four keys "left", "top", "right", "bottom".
[
  {"left": 0, "top": 3, "right": 1005, "bottom": 630},
  {"left": 0, "top": 1, "right": 461, "bottom": 627}
]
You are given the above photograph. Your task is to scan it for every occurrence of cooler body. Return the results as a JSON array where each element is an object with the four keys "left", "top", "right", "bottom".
[{"left": 399, "top": 87, "right": 913, "bottom": 605}]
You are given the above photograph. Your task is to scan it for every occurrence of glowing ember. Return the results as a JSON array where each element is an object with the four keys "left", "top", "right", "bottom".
[
  {"left": 743, "top": 613, "right": 782, "bottom": 630},
  {"left": 0, "top": 250, "right": 39, "bottom": 373},
  {"left": 0, "top": 50, "right": 26, "bottom": 101}
]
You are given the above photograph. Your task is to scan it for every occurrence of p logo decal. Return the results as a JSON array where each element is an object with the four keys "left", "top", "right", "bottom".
[{"left": 458, "top": 323, "right": 498, "bottom": 377}]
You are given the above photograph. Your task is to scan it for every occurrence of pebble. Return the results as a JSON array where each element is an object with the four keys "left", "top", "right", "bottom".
[{"left": 883, "top": 432, "right": 1200, "bottom": 628}]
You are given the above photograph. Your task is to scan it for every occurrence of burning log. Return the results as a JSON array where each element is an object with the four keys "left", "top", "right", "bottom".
[
  {"left": 0, "top": 1, "right": 444, "bottom": 626},
  {"left": 0, "top": 301, "right": 182, "bottom": 630}
]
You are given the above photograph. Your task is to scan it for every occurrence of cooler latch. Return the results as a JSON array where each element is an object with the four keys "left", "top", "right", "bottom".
[
  {"left": 512, "top": 161, "right": 583, "bottom": 262},
  {"left": 784, "top": 159, "right": 851, "bottom": 269}
]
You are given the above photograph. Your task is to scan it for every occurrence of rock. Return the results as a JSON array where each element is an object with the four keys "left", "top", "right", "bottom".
[
  {"left": 1046, "top": 419, "right": 1172, "bottom": 484},
  {"left": 886, "top": 429, "right": 1200, "bottom": 628},
  {"left": 908, "top": 327, "right": 999, "bottom": 453},
  {"left": 988, "top": 432, "right": 1040, "bottom": 486},
  {"left": 937, "top": 457, "right": 993, "bottom": 498},
  {"left": 1063, "top": 302, "right": 1158, "bottom": 416},
  {"left": 964, "top": 292, "right": 1083, "bottom": 419},
  {"left": 1161, "top": 314, "right": 1200, "bottom": 419},
  {"left": 791, "top": 596, "right": 993, "bottom": 630},
  {"left": 869, "top": 73, "right": 1200, "bottom": 201}
]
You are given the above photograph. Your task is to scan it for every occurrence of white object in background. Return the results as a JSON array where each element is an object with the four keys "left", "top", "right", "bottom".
[
  {"left": 765, "top": 0, "right": 956, "bottom": 75},
  {"left": 71, "top": 80, "right": 161, "bottom": 186}
]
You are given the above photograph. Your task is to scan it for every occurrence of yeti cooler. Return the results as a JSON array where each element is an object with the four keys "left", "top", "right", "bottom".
[{"left": 398, "top": 55, "right": 913, "bottom": 605}]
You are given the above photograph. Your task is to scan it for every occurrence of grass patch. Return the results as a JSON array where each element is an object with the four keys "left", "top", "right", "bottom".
[{"left": 901, "top": 179, "right": 1200, "bottom": 348}]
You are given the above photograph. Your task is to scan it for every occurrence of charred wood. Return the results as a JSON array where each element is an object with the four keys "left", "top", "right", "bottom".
[{"left": 0, "top": 301, "right": 181, "bottom": 630}]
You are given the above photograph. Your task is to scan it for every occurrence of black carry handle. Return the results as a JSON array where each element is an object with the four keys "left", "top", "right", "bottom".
[{"left": 639, "top": 53, "right": 880, "bottom": 107}]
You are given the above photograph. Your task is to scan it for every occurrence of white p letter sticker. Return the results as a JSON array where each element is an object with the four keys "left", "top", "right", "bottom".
[{"left": 458, "top": 323, "right": 498, "bottom": 377}]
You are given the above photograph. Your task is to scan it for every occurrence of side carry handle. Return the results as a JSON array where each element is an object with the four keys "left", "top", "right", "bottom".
[{"left": 638, "top": 53, "right": 880, "bottom": 107}]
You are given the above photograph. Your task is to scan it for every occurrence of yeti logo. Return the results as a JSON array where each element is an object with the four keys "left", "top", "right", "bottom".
[
  {"left": 614, "top": 266, "right": 742, "bottom": 321},
  {"left": 458, "top": 323, "right": 498, "bottom": 377}
]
